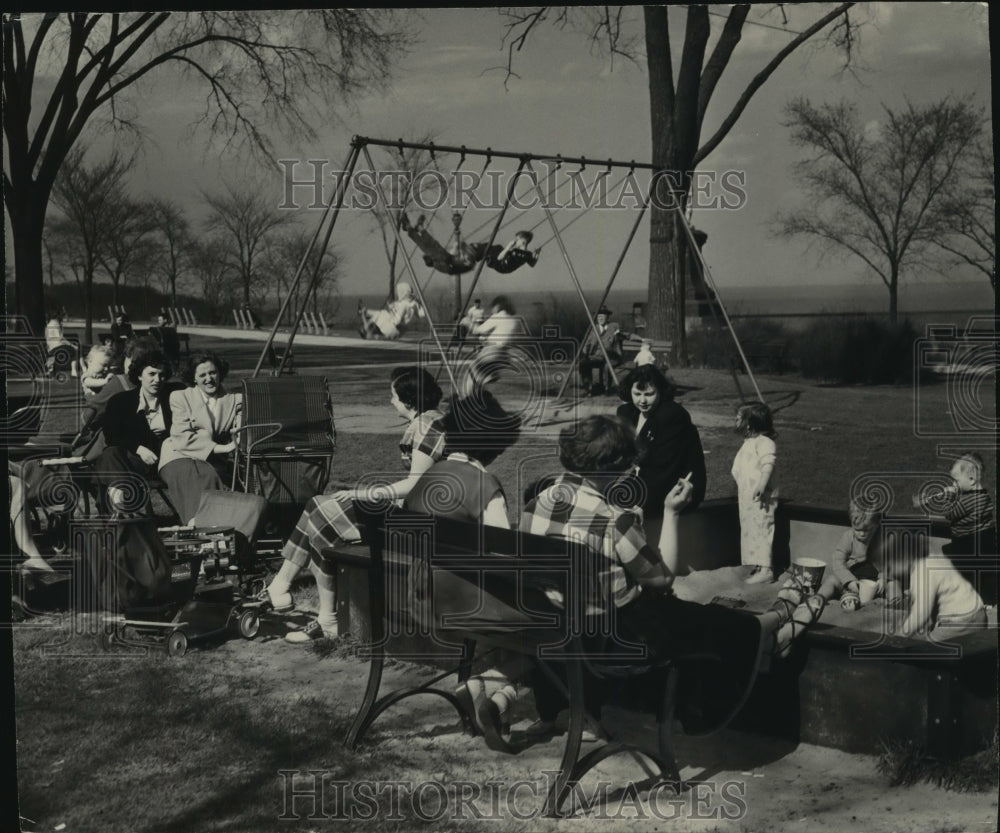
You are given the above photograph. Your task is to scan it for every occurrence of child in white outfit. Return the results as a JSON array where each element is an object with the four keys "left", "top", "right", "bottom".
[
  {"left": 732, "top": 401, "right": 778, "bottom": 584},
  {"left": 890, "top": 534, "right": 987, "bottom": 639}
]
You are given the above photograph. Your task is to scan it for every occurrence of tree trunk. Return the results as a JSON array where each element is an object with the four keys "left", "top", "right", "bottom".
[
  {"left": 888, "top": 270, "right": 898, "bottom": 326},
  {"left": 12, "top": 209, "right": 48, "bottom": 339}
]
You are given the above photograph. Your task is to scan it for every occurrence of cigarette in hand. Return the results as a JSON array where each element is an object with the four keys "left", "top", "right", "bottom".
[{"left": 681, "top": 471, "right": 693, "bottom": 484}]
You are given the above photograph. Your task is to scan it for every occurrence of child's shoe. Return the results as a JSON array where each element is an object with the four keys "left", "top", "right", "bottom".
[{"left": 841, "top": 589, "right": 861, "bottom": 611}]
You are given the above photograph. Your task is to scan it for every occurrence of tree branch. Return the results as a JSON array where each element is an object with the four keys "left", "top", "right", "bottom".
[{"left": 694, "top": 2, "right": 855, "bottom": 165}]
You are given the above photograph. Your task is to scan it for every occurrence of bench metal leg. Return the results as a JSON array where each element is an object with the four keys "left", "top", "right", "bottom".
[
  {"left": 543, "top": 655, "right": 585, "bottom": 817},
  {"left": 346, "top": 638, "right": 481, "bottom": 749},
  {"left": 345, "top": 646, "right": 386, "bottom": 750},
  {"left": 546, "top": 665, "right": 686, "bottom": 817}
]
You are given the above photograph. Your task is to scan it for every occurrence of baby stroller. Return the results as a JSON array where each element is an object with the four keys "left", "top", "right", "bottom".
[
  {"left": 160, "top": 489, "right": 273, "bottom": 597},
  {"left": 95, "top": 514, "right": 266, "bottom": 657}
]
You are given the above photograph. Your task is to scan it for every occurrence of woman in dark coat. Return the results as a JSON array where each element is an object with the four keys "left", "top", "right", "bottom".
[
  {"left": 615, "top": 364, "right": 707, "bottom": 521},
  {"left": 93, "top": 349, "right": 180, "bottom": 514}
]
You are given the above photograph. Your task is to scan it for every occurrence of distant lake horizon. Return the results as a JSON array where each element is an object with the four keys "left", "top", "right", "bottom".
[{"left": 341, "top": 280, "right": 994, "bottom": 318}]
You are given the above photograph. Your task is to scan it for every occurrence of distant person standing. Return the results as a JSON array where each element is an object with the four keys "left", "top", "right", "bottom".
[
  {"left": 150, "top": 313, "right": 182, "bottom": 364},
  {"left": 110, "top": 312, "right": 134, "bottom": 349}
]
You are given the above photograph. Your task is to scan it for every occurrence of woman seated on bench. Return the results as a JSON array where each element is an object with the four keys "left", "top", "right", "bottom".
[
  {"left": 402, "top": 390, "right": 526, "bottom": 743},
  {"left": 519, "top": 415, "right": 821, "bottom": 735},
  {"left": 158, "top": 352, "right": 242, "bottom": 525},
  {"left": 261, "top": 366, "right": 446, "bottom": 644},
  {"left": 93, "top": 348, "right": 181, "bottom": 515}
]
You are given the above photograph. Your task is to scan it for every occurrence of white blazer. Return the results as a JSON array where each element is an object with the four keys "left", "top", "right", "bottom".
[{"left": 158, "top": 386, "right": 242, "bottom": 470}]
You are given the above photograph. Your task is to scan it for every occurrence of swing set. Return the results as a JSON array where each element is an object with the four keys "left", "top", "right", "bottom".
[{"left": 253, "top": 135, "right": 764, "bottom": 404}]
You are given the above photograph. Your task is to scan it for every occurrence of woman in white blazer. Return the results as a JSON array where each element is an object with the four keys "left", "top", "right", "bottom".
[{"left": 158, "top": 352, "right": 242, "bottom": 525}]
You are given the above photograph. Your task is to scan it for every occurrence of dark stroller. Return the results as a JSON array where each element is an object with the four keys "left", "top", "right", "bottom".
[
  {"left": 97, "top": 511, "right": 267, "bottom": 657},
  {"left": 231, "top": 376, "right": 336, "bottom": 547}
]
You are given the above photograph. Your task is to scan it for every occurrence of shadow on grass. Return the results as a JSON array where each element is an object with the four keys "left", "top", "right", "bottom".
[{"left": 14, "top": 630, "right": 464, "bottom": 833}]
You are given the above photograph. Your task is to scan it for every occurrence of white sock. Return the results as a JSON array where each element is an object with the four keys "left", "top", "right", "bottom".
[
  {"left": 312, "top": 564, "right": 337, "bottom": 631},
  {"left": 269, "top": 559, "right": 300, "bottom": 595}
]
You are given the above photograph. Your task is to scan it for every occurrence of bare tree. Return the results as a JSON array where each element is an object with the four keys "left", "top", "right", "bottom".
[
  {"left": 188, "top": 234, "right": 236, "bottom": 325},
  {"left": 495, "top": 4, "right": 861, "bottom": 360},
  {"left": 3, "top": 10, "right": 411, "bottom": 336},
  {"left": 775, "top": 97, "right": 985, "bottom": 323},
  {"left": 97, "top": 199, "right": 160, "bottom": 315},
  {"left": 262, "top": 227, "right": 341, "bottom": 327},
  {"left": 49, "top": 147, "right": 135, "bottom": 342},
  {"left": 149, "top": 198, "right": 193, "bottom": 307},
  {"left": 934, "top": 137, "right": 995, "bottom": 293},
  {"left": 202, "top": 179, "right": 292, "bottom": 309}
]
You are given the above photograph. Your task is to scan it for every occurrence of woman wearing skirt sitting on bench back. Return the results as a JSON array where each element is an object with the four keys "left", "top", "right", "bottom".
[
  {"left": 262, "top": 366, "right": 446, "bottom": 644},
  {"left": 402, "top": 389, "right": 525, "bottom": 747},
  {"left": 519, "top": 415, "right": 823, "bottom": 735}
]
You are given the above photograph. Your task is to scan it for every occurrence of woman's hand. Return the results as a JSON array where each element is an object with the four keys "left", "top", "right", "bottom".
[
  {"left": 213, "top": 441, "right": 236, "bottom": 455},
  {"left": 663, "top": 478, "right": 693, "bottom": 514},
  {"left": 136, "top": 446, "right": 158, "bottom": 466}
]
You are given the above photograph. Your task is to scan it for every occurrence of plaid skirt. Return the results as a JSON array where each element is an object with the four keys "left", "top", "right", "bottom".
[{"left": 282, "top": 493, "right": 362, "bottom": 572}]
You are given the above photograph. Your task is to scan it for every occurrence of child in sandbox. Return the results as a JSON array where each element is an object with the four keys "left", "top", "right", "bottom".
[
  {"left": 885, "top": 529, "right": 987, "bottom": 640},
  {"left": 808, "top": 498, "right": 903, "bottom": 611},
  {"left": 912, "top": 451, "right": 997, "bottom": 605},
  {"left": 358, "top": 281, "right": 425, "bottom": 340}
]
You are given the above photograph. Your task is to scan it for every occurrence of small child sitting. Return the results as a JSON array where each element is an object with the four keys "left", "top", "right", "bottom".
[
  {"left": 912, "top": 451, "right": 996, "bottom": 605},
  {"left": 886, "top": 529, "right": 987, "bottom": 640},
  {"left": 634, "top": 340, "right": 656, "bottom": 367},
  {"left": 822, "top": 498, "right": 901, "bottom": 611},
  {"left": 80, "top": 344, "right": 114, "bottom": 398}
]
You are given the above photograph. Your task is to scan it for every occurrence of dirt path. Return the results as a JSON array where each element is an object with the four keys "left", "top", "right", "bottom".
[{"left": 205, "top": 611, "right": 998, "bottom": 830}]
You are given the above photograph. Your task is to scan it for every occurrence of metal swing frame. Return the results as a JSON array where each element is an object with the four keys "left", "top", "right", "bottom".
[{"left": 254, "top": 135, "right": 764, "bottom": 403}]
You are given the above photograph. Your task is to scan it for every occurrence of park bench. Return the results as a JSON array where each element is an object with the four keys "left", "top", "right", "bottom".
[
  {"left": 330, "top": 499, "right": 998, "bottom": 765},
  {"left": 621, "top": 336, "right": 672, "bottom": 361},
  {"left": 324, "top": 504, "right": 755, "bottom": 818}
]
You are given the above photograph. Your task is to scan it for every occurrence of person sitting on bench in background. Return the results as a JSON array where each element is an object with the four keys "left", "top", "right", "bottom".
[
  {"left": 403, "top": 389, "right": 525, "bottom": 746},
  {"left": 578, "top": 306, "right": 628, "bottom": 395}
]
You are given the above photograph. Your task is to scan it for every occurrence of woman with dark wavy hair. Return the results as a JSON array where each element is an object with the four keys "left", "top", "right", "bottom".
[
  {"left": 158, "top": 352, "right": 242, "bottom": 525},
  {"left": 616, "top": 364, "right": 706, "bottom": 525},
  {"left": 93, "top": 349, "right": 181, "bottom": 514}
]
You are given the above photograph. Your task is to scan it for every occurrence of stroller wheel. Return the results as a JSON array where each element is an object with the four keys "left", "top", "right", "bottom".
[
  {"left": 167, "top": 629, "right": 188, "bottom": 658},
  {"left": 238, "top": 609, "right": 261, "bottom": 639}
]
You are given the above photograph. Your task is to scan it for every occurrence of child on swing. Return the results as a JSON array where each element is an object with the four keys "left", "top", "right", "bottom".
[
  {"left": 358, "top": 281, "right": 425, "bottom": 340},
  {"left": 401, "top": 212, "right": 539, "bottom": 276}
]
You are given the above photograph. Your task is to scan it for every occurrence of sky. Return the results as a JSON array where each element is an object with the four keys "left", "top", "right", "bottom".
[{"left": 9, "top": 3, "right": 995, "bottom": 306}]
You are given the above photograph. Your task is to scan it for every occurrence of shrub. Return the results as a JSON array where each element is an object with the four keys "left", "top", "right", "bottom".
[
  {"left": 686, "top": 317, "right": 791, "bottom": 371},
  {"left": 792, "top": 316, "right": 918, "bottom": 384}
]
